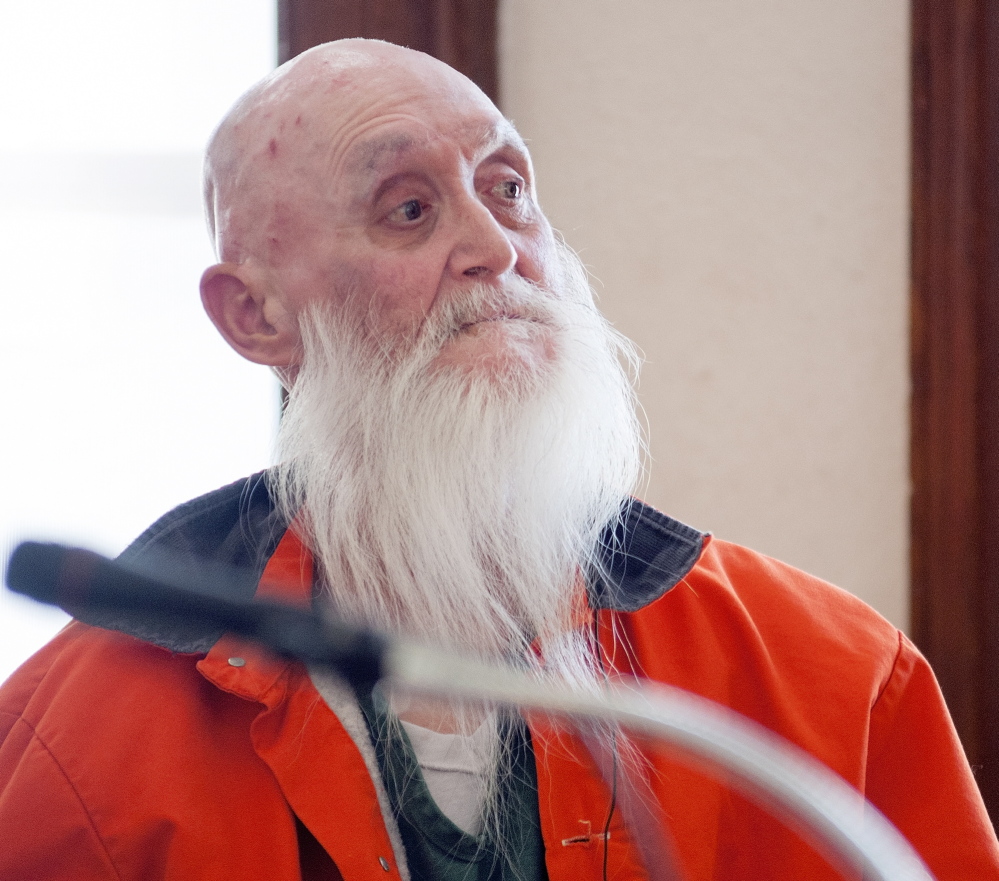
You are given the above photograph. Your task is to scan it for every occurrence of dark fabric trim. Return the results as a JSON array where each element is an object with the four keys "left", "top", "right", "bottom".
[
  {"left": 589, "top": 498, "right": 707, "bottom": 612},
  {"left": 75, "top": 471, "right": 288, "bottom": 653}
]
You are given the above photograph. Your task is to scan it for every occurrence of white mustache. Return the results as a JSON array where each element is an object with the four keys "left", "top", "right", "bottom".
[{"left": 418, "top": 279, "right": 559, "bottom": 348}]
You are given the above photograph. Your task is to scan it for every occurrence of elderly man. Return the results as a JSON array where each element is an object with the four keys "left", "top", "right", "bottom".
[{"left": 1, "top": 39, "right": 997, "bottom": 881}]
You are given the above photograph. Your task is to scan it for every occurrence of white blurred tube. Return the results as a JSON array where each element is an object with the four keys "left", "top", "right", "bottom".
[{"left": 385, "top": 639, "right": 935, "bottom": 881}]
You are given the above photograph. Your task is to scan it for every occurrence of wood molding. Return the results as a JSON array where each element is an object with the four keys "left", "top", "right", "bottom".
[
  {"left": 911, "top": 0, "right": 999, "bottom": 823},
  {"left": 277, "top": 0, "right": 498, "bottom": 100}
]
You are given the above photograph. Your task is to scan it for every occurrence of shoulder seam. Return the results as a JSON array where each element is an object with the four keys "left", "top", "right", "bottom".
[
  {"left": 9, "top": 716, "right": 124, "bottom": 880},
  {"left": 871, "top": 629, "right": 906, "bottom": 710}
]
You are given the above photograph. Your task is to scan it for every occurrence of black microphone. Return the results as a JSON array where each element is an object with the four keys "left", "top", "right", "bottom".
[{"left": 5, "top": 541, "right": 386, "bottom": 689}]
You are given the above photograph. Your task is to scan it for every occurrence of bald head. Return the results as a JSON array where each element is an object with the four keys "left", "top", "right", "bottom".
[{"left": 204, "top": 40, "right": 504, "bottom": 264}]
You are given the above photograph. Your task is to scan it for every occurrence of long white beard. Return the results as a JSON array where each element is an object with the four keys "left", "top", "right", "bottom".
[{"left": 271, "top": 241, "right": 644, "bottom": 674}]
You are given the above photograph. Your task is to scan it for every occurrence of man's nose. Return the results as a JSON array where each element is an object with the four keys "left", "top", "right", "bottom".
[{"left": 447, "top": 196, "right": 518, "bottom": 281}]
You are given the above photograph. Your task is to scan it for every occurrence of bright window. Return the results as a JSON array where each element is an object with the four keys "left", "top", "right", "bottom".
[{"left": 1, "top": 2, "right": 279, "bottom": 681}]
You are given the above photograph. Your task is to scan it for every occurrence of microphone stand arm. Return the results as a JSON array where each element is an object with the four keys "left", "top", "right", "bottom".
[{"left": 382, "top": 638, "right": 934, "bottom": 881}]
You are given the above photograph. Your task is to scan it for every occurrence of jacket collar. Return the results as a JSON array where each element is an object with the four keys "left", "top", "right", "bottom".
[
  {"left": 589, "top": 498, "right": 706, "bottom": 612},
  {"left": 77, "top": 472, "right": 706, "bottom": 653}
]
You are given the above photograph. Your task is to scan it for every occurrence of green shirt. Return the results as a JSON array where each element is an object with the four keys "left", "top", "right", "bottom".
[{"left": 357, "top": 689, "right": 549, "bottom": 881}]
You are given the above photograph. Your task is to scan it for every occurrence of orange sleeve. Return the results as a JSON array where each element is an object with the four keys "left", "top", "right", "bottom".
[
  {"left": 0, "top": 713, "right": 120, "bottom": 880},
  {"left": 865, "top": 633, "right": 999, "bottom": 880}
]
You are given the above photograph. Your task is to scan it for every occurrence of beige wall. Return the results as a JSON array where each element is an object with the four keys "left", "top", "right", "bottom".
[{"left": 500, "top": 1, "right": 910, "bottom": 628}]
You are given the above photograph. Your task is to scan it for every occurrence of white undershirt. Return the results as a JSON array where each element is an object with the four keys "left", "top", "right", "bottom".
[{"left": 400, "top": 715, "right": 497, "bottom": 836}]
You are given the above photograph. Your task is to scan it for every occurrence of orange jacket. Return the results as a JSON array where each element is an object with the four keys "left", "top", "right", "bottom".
[{"left": 1, "top": 476, "right": 997, "bottom": 880}]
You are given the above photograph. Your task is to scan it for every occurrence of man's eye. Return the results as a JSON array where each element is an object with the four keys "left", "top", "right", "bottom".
[
  {"left": 495, "top": 180, "right": 522, "bottom": 200},
  {"left": 388, "top": 199, "right": 425, "bottom": 223}
]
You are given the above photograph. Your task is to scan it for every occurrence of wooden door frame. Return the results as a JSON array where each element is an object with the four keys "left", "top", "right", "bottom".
[
  {"left": 277, "top": 0, "right": 498, "bottom": 100},
  {"left": 911, "top": 0, "right": 999, "bottom": 824}
]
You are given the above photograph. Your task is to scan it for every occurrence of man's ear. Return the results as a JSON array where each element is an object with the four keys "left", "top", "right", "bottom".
[{"left": 199, "top": 263, "right": 300, "bottom": 368}]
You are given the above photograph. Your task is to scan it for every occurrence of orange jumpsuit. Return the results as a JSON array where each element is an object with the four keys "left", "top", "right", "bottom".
[{"left": 1, "top": 474, "right": 996, "bottom": 880}]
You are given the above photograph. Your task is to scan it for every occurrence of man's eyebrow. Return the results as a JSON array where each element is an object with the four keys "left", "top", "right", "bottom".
[
  {"left": 347, "top": 121, "right": 528, "bottom": 173},
  {"left": 351, "top": 134, "right": 417, "bottom": 171},
  {"left": 472, "top": 120, "right": 529, "bottom": 158}
]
